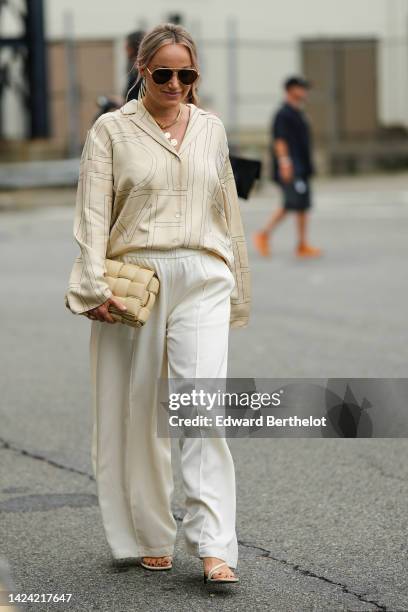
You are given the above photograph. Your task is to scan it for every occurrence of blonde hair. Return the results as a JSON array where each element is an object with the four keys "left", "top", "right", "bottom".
[{"left": 135, "top": 23, "right": 200, "bottom": 106}]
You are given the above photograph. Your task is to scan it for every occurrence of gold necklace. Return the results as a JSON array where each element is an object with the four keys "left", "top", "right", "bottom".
[
  {"left": 155, "top": 106, "right": 182, "bottom": 130},
  {"left": 153, "top": 106, "right": 182, "bottom": 147}
]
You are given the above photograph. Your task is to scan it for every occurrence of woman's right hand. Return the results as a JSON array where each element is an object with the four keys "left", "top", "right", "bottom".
[{"left": 86, "top": 296, "right": 127, "bottom": 323}]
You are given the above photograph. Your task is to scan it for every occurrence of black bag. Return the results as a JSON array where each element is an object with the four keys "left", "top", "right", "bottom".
[{"left": 229, "top": 156, "right": 262, "bottom": 200}]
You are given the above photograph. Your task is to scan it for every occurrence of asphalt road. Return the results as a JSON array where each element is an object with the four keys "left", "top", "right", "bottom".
[{"left": 1, "top": 176, "right": 408, "bottom": 611}]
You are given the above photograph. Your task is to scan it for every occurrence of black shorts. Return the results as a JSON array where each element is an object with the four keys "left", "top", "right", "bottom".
[{"left": 280, "top": 178, "right": 311, "bottom": 211}]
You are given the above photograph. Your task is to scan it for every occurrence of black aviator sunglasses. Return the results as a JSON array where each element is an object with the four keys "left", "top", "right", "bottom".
[{"left": 146, "top": 66, "right": 199, "bottom": 86}]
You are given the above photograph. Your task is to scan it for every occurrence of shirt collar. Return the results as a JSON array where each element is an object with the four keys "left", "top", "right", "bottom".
[{"left": 120, "top": 99, "right": 205, "bottom": 158}]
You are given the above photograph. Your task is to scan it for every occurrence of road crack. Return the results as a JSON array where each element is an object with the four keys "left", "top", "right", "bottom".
[
  {"left": 239, "top": 539, "right": 387, "bottom": 611},
  {"left": 0, "top": 438, "right": 391, "bottom": 610},
  {"left": 0, "top": 437, "right": 94, "bottom": 481}
]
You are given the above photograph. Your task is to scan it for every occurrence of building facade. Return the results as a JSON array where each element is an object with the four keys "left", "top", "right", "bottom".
[{"left": 1, "top": 0, "right": 408, "bottom": 170}]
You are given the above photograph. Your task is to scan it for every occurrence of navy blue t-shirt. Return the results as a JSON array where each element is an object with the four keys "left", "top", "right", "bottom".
[{"left": 271, "top": 103, "right": 314, "bottom": 183}]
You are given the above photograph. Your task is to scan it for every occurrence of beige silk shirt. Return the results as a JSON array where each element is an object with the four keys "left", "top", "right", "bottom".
[{"left": 65, "top": 98, "right": 251, "bottom": 328}]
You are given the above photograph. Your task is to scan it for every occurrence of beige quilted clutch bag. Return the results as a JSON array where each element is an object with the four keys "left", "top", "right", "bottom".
[
  {"left": 65, "top": 258, "right": 160, "bottom": 328},
  {"left": 103, "top": 259, "right": 160, "bottom": 327}
]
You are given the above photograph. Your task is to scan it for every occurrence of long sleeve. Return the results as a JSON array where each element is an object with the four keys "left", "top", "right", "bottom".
[
  {"left": 220, "top": 145, "right": 251, "bottom": 329},
  {"left": 64, "top": 115, "right": 114, "bottom": 314}
]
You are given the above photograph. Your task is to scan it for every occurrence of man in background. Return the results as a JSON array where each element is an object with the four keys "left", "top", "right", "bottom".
[
  {"left": 94, "top": 30, "right": 145, "bottom": 121},
  {"left": 253, "top": 76, "right": 322, "bottom": 258},
  {"left": 123, "top": 30, "right": 145, "bottom": 102}
]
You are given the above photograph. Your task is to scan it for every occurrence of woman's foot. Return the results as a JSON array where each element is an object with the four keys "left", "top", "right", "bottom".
[
  {"left": 140, "top": 556, "right": 173, "bottom": 570},
  {"left": 202, "top": 557, "right": 238, "bottom": 582}
]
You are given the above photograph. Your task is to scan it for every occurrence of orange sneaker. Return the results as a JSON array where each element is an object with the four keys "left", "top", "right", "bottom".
[
  {"left": 296, "top": 244, "right": 322, "bottom": 258},
  {"left": 253, "top": 231, "right": 271, "bottom": 257}
]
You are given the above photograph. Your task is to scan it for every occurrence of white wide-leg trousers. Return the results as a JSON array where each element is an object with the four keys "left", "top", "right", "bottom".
[{"left": 89, "top": 248, "right": 238, "bottom": 568}]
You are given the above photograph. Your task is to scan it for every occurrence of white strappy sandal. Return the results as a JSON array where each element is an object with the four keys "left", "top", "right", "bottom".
[
  {"left": 140, "top": 556, "right": 173, "bottom": 571},
  {"left": 203, "top": 561, "right": 239, "bottom": 584}
]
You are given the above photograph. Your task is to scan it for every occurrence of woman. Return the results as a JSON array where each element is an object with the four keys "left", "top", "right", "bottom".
[{"left": 65, "top": 23, "right": 251, "bottom": 584}]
